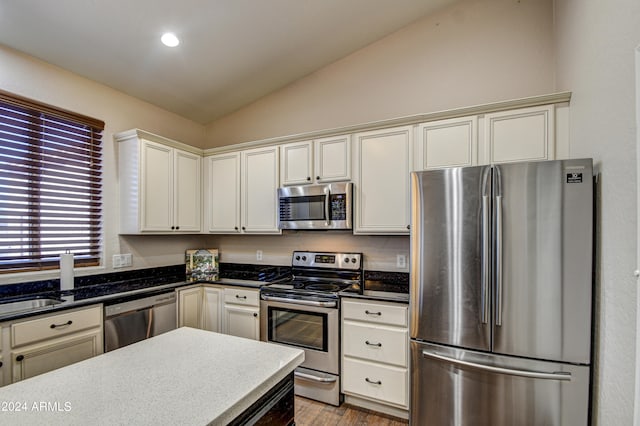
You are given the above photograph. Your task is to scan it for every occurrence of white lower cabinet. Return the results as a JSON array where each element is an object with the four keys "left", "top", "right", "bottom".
[
  {"left": 341, "top": 298, "right": 409, "bottom": 413},
  {"left": 203, "top": 287, "right": 223, "bottom": 333},
  {"left": 12, "top": 329, "right": 102, "bottom": 382},
  {"left": 177, "top": 285, "right": 223, "bottom": 333},
  {"left": 2, "top": 305, "right": 103, "bottom": 385},
  {"left": 177, "top": 286, "right": 203, "bottom": 329},
  {"left": 222, "top": 288, "right": 260, "bottom": 340},
  {"left": 178, "top": 285, "right": 259, "bottom": 340}
]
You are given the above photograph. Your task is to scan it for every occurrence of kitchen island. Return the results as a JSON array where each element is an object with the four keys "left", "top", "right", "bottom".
[{"left": 0, "top": 327, "right": 304, "bottom": 425}]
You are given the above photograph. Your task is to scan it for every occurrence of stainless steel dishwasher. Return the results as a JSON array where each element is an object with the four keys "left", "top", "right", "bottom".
[{"left": 104, "top": 292, "right": 177, "bottom": 352}]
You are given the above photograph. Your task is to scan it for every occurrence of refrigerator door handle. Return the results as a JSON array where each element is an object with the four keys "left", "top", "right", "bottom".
[
  {"left": 481, "top": 195, "right": 490, "bottom": 324},
  {"left": 495, "top": 194, "right": 504, "bottom": 326},
  {"left": 421, "top": 350, "right": 572, "bottom": 381}
]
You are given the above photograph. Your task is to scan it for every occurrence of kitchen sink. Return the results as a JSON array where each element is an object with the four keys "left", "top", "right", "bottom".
[{"left": 0, "top": 296, "right": 63, "bottom": 316}]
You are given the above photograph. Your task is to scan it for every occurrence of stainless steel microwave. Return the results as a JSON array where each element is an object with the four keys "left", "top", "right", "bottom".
[{"left": 277, "top": 182, "right": 352, "bottom": 230}]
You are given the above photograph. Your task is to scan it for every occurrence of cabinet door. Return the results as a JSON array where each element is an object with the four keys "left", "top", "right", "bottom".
[
  {"left": 174, "top": 149, "right": 201, "bottom": 232},
  {"left": 12, "top": 329, "right": 102, "bottom": 382},
  {"left": 178, "top": 287, "right": 203, "bottom": 328},
  {"left": 140, "top": 140, "right": 173, "bottom": 231},
  {"left": 415, "top": 116, "right": 477, "bottom": 170},
  {"left": 241, "top": 146, "right": 281, "bottom": 234},
  {"left": 206, "top": 152, "right": 241, "bottom": 233},
  {"left": 353, "top": 126, "right": 413, "bottom": 234},
  {"left": 484, "top": 104, "right": 555, "bottom": 164},
  {"left": 280, "top": 141, "right": 313, "bottom": 185},
  {"left": 223, "top": 304, "right": 260, "bottom": 340},
  {"left": 202, "top": 287, "right": 223, "bottom": 333},
  {"left": 314, "top": 135, "right": 351, "bottom": 182}
]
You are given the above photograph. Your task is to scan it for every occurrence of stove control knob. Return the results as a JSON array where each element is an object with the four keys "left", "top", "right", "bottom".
[
  {"left": 344, "top": 257, "right": 350, "bottom": 263},
  {"left": 301, "top": 256, "right": 307, "bottom": 261},
  {"left": 295, "top": 255, "right": 301, "bottom": 261},
  {"left": 351, "top": 257, "right": 357, "bottom": 264}
]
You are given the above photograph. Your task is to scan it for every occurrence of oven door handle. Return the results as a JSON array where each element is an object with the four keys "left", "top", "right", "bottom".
[
  {"left": 261, "top": 295, "right": 337, "bottom": 308},
  {"left": 295, "top": 371, "right": 338, "bottom": 384}
]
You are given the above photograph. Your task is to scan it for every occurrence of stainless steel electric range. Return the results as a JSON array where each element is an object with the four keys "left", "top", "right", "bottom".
[{"left": 260, "top": 251, "right": 363, "bottom": 406}]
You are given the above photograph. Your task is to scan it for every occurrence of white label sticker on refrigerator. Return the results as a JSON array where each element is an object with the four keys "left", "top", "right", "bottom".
[{"left": 566, "top": 172, "right": 583, "bottom": 183}]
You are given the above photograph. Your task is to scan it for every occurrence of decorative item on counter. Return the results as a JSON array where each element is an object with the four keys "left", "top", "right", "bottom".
[
  {"left": 186, "top": 249, "right": 219, "bottom": 282},
  {"left": 59, "top": 250, "right": 75, "bottom": 291}
]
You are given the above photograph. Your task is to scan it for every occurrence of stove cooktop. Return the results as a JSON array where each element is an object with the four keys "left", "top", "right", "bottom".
[{"left": 260, "top": 251, "right": 363, "bottom": 301}]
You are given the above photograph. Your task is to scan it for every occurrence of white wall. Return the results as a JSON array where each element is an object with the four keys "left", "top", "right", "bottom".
[
  {"left": 554, "top": 0, "right": 640, "bottom": 424},
  {"left": 0, "top": 45, "right": 207, "bottom": 285},
  {"left": 205, "top": 0, "right": 555, "bottom": 147}
]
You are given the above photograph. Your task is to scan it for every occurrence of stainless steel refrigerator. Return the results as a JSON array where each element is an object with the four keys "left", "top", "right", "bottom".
[{"left": 409, "top": 159, "right": 593, "bottom": 426}]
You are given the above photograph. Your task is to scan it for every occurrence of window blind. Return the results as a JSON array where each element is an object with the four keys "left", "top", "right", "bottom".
[{"left": 0, "top": 90, "right": 104, "bottom": 273}]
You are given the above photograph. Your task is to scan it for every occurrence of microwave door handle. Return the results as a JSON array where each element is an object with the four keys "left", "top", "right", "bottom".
[{"left": 324, "top": 187, "right": 331, "bottom": 226}]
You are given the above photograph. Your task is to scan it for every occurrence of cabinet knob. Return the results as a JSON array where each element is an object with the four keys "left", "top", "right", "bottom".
[
  {"left": 241, "top": 226, "right": 246, "bottom": 231},
  {"left": 234, "top": 226, "right": 239, "bottom": 231},
  {"left": 0, "top": 361, "right": 2, "bottom": 368},
  {"left": 176, "top": 226, "right": 180, "bottom": 230},
  {"left": 306, "top": 177, "right": 311, "bottom": 181},
  {"left": 171, "top": 226, "right": 175, "bottom": 230},
  {"left": 16, "top": 355, "right": 24, "bottom": 362},
  {"left": 406, "top": 225, "right": 410, "bottom": 230},
  {"left": 316, "top": 176, "right": 320, "bottom": 180},
  {"left": 253, "top": 313, "right": 258, "bottom": 317}
]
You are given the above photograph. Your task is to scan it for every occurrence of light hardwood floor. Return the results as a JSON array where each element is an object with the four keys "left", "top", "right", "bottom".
[{"left": 295, "top": 396, "right": 408, "bottom": 426}]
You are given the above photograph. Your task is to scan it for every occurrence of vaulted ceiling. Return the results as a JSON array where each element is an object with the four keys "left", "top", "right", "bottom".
[{"left": 0, "top": 0, "right": 459, "bottom": 124}]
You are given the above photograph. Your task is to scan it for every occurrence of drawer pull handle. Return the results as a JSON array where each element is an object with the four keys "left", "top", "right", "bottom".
[
  {"left": 50, "top": 320, "right": 73, "bottom": 329},
  {"left": 16, "top": 355, "right": 24, "bottom": 362},
  {"left": 365, "top": 310, "right": 382, "bottom": 316},
  {"left": 235, "top": 295, "right": 247, "bottom": 300},
  {"left": 365, "top": 378, "right": 382, "bottom": 385},
  {"left": 365, "top": 341, "right": 382, "bottom": 347}
]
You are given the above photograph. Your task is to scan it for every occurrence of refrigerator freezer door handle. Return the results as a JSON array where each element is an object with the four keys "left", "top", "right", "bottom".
[
  {"left": 422, "top": 350, "right": 572, "bottom": 381},
  {"left": 481, "top": 195, "right": 490, "bottom": 324},
  {"left": 495, "top": 194, "right": 504, "bottom": 326}
]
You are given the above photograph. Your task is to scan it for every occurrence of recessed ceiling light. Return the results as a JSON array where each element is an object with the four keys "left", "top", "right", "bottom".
[{"left": 161, "top": 32, "right": 179, "bottom": 47}]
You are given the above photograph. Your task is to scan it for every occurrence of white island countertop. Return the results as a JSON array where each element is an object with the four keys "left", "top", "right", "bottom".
[{"left": 0, "top": 327, "right": 304, "bottom": 425}]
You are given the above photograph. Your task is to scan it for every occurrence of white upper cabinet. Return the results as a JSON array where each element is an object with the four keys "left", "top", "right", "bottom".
[
  {"left": 280, "top": 135, "right": 351, "bottom": 186},
  {"left": 242, "top": 146, "right": 280, "bottom": 233},
  {"left": 205, "top": 152, "right": 241, "bottom": 233},
  {"left": 205, "top": 146, "right": 280, "bottom": 234},
  {"left": 483, "top": 104, "right": 555, "bottom": 164},
  {"left": 173, "top": 149, "right": 202, "bottom": 232},
  {"left": 116, "top": 130, "right": 202, "bottom": 234},
  {"left": 280, "top": 140, "right": 313, "bottom": 185},
  {"left": 415, "top": 116, "right": 478, "bottom": 170},
  {"left": 353, "top": 126, "right": 413, "bottom": 235},
  {"left": 314, "top": 135, "right": 351, "bottom": 183}
]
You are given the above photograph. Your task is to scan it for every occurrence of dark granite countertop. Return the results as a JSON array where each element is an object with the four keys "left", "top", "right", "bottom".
[{"left": 0, "top": 263, "right": 410, "bottom": 321}]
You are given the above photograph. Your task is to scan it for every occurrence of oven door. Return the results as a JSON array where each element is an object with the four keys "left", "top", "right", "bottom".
[{"left": 260, "top": 298, "right": 339, "bottom": 375}]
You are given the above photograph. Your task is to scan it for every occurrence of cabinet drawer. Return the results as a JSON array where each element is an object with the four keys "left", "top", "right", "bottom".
[
  {"left": 342, "top": 299, "right": 407, "bottom": 327},
  {"left": 342, "top": 357, "right": 408, "bottom": 408},
  {"left": 343, "top": 321, "right": 408, "bottom": 367},
  {"left": 11, "top": 306, "right": 102, "bottom": 348},
  {"left": 224, "top": 288, "right": 259, "bottom": 307}
]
